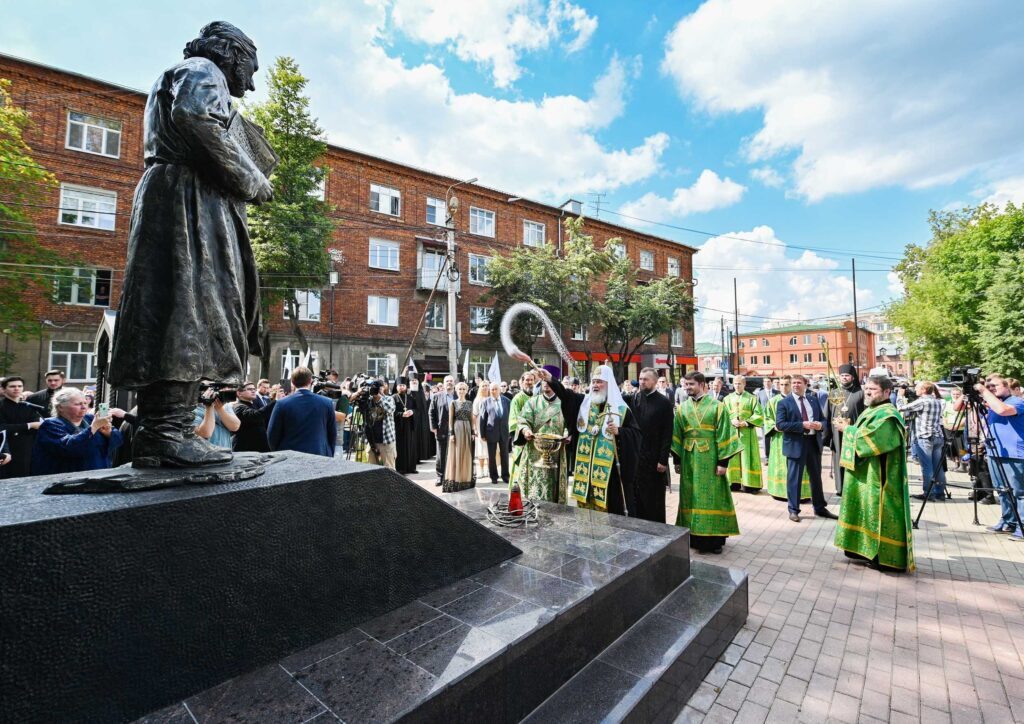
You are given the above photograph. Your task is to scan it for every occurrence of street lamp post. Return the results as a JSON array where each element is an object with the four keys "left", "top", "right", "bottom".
[
  {"left": 328, "top": 270, "right": 339, "bottom": 370},
  {"left": 444, "top": 176, "right": 477, "bottom": 379}
]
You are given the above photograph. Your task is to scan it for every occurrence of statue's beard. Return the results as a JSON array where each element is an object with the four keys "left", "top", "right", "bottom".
[{"left": 590, "top": 390, "right": 607, "bottom": 405}]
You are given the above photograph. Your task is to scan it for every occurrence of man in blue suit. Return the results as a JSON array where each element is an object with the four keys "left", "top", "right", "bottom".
[
  {"left": 478, "top": 383, "right": 510, "bottom": 484},
  {"left": 267, "top": 367, "right": 336, "bottom": 457},
  {"left": 775, "top": 374, "right": 838, "bottom": 522}
]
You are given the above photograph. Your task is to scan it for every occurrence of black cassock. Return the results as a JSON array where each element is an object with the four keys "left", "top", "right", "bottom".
[
  {"left": 393, "top": 392, "right": 419, "bottom": 474},
  {"left": 625, "top": 390, "right": 674, "bottom": 524},
  {"left": 411, "top": 385, "right": 435, "bottom": 461},
  {"left": 825, "top": 383, "right": 865, "bottom": 495}
]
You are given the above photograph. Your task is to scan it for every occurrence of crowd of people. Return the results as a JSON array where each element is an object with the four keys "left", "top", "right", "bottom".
[{"left": 4, "top": 360, "right": 1022, "bottom": 575}]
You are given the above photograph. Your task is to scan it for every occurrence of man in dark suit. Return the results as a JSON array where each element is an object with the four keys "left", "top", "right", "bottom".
[
  {"left": 479, "top": 383, "right": 510, "bottom": 484},
  {"left": 775, "top": 374, "right": 838, "bottom": 523},
  {"left": 267, "top": 367, "right": 336, "bottom": 457},
  {"left": 233, "top": 381, "right": 276, "bottom": 453},
  {"left": 27, "top": 369, "right": 64, "bottom": 416},
  {"left": 429, "top": 375, "right": 455, "bottom": 486}
]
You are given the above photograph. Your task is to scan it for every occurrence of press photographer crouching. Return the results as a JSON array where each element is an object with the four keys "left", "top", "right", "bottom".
[
  {"left": 349, "top": 377, "right": 397, "bottom": 469},
  {"left": 267, "top": 367, "right": 336, "bottom": 457},
  {"left": 193, "top": 382, "right": 240, "bottom": 450},
  {"left": 973, "top": 374, "right": 1024, "bottom": 540}
]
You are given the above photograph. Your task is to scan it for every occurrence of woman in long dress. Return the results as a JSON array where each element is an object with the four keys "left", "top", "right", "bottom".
[
  {"left": 443, "top": 382, "right": 476, "bottom": 492},
  {"left": 472, "top": 382, "right": 491, "bottom": 479}
]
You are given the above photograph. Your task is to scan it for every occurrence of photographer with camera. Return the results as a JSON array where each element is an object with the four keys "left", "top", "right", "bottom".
[
  {"left": 897, "top": 381, "right": 947, "bottom": 501},
  {"left": 267, "top": 367, "right": 336, "bottom": 457},
  {"left": 193, "top": 383, "right": 241, "bottom": 450},
  {"left": 349, "top": 377, "right": 396, "bottom": 469},
  {"left": 973, "top": 375, "right": 1024, "bottom": 539}
]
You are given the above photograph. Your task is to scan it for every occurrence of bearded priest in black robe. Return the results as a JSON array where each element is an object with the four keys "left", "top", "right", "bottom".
[
  {"left": 392, "top": 377, "right": 419, "bottom": 474},
  {"left": 625, "top": 368, "right": 674, "bottom": 523},
  {"left": 826, "top": 364, "right": 866, "bottom": 496}
]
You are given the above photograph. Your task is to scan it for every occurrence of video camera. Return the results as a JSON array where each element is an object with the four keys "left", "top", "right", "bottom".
[
  {"left": 950, "top": 365, "right": 982, "bottom": 390},
  {"left": 312, "top": 371, "right": 343, "bottom": 399},
  {"left": 198, "top": 382, "right": 236, "bottom": 405}
]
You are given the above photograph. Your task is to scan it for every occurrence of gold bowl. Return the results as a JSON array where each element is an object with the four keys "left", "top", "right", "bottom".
[{"left": 532, "top": 433, "right": 565, "bottom": 469}]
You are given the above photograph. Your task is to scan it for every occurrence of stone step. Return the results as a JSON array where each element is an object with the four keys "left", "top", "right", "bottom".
[{"left": 521, "top": 561, "right": 748, "bottom": 724}]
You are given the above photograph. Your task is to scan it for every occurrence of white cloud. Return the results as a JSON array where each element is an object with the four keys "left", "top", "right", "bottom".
[
  {"left": 303, "top": 2, "right": 664, "bottom": 199},
  {"left": 977, "top": 176, "right": 1024, "bottom": 209},
  {"left": 661, "top": 1, "right": 1024, "bottom": 201},
  {"left": 887, "top": 271, "right": 903, "bottom": 298},
  {"left": 750, "top": 166, "right": 784, "bottom": 189},
  {"left": 618, "top": 170, "right": 745, "bottom": 223},
  {"left": 390, "top": 0, "right": 597, "bottom": 88},
  {"left": 692, "top": 226, "right": 871, "bottom": 342}
]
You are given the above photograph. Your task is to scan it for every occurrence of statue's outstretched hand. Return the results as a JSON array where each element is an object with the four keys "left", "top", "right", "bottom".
[{"left": 252, "top": 177, "right": 273, "bottom": 204}]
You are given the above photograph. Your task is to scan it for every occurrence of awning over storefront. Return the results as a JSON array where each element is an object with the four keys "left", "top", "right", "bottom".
[{"left": 568, "top": 351, "right": 642, "bottom": 363}]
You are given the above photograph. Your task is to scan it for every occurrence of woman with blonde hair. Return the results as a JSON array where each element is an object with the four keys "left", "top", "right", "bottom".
[
  {"left": 472, "top": 381, "right": 491, "bottom": 479},
  {"left": 443, "top": 381, "right": 476, "bottom": 492}
]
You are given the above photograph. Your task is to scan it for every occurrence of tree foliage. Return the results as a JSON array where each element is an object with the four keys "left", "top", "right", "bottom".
[
  {"left": 888, "top": 203, "right": 1024, "bottom": 379},
  {"left": 245, "top": 57, "right": 333, "bottom": 376},
  {"left": 0, "top": 78, "right": 70, "bottom": 371}
]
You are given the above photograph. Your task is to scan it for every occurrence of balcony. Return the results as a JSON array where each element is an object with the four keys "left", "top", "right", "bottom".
[{"left": 417, "top": 267, "right": 460, "bottom": 293}]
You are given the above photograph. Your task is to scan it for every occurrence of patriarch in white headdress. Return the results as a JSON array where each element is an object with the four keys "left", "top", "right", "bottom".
[{"left": 577, "top": 365, "right": 628, "bottom": 438}]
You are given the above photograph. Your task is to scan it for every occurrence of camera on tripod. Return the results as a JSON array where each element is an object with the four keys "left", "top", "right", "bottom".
[
  {"left": 312, "top": 371, "right": 343, "bottom": 399},
  {"left": 950, "top": 366, "right": 983, "bottom": 398}
]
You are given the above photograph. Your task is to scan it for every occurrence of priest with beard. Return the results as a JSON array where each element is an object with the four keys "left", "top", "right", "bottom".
[
  {"left": 409, "top": 374, "right": 434, "bottom": 462},
  {"left": 392, "top": 377, "right": 419, "bottom": 474},
  {"left": 625, "top": 367, "right": 674, "bottom": 523},
  {"left": 532, "top": 362, "right": 641, "bottom": 517},
  {"left": 826, "top": 364, "right": 866, "bottom": 496},
  {"left": 507, "top": 369, "right": 537, "bottom": 490}
]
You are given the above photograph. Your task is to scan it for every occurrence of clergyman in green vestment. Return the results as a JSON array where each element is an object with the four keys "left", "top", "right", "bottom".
[
  {"left": 515, "top": 374, "right": 569, "bottom": 503},
  {"left": 765, "top": 376, "right": 810, "bottom": 502},
  {"left": 723, "top": 375, "right": 764, "bottom": 493},
  {"left": 672, "top": 371, "right": 742, "bottom": 554},
  {"left": 507, "top": 370, "right": 537, "bottom": 493},
  {"left": 833, "top": 374, "right": 915, "bottom": 573}
]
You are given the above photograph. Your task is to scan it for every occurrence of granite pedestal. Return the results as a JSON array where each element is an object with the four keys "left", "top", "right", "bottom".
[{"left": 0, "top": 454, "right": 519, "bottom": 723}]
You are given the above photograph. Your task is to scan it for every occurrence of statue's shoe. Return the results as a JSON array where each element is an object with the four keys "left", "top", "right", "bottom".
[{"left": 131, "top": 431, "right": 233, "bottom": 468}]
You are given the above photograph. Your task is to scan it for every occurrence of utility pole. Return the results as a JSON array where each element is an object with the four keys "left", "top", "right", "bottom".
[
  {"left": 720, "top": 316, "right": 726, "bottom": 376},
  {"left": 733, "top": 278, "right": 740, "bottom": 373},
  {"left": 851, "top": 258, "right": 860, "bottom": 374},
  {"left": 444, "top": 177, "right": 477, "bottom": 378}
]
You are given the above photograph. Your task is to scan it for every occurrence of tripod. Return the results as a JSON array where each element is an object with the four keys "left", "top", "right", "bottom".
[{"left": 913, "top": 392, "right": 1023, "bottom": 531}]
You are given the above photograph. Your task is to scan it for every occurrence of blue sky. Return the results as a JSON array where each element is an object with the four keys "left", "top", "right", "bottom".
[{"left": 4, "top": 1, "right": 1023, "bottom": 342}]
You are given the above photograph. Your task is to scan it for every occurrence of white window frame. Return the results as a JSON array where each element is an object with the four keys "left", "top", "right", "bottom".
[
  {"left": 671, "top": 328, "right": 683, "bottom": 347},
  {"left": 310, "top": 175, "right": 326, "bottom": 201},
  {"left": 49, "top": 340, "right": 97, "bottom": 383},
  {"left": 65, "top": 111, "right": 122, "bottom": 158},
  {"left": 58, "top": 184, "right": 116, "bottom": 230},
  {"left": 369, "top": 238, "right": 401, "bottom": 271},
  {"left": 749, "top": 355, "right": 758, "bottom": 365},
  {"left": 424, "top": 300, "right": 446, "bottom": 329},
  {"left": 608, "top": 241, "right": 626, "bottom": 260},
  {"left": 749, "top": 339, "right": 757, "bottom": 348},
  {"left": 284, "top": 289, "right": 321, "bottom": 322},
  {"left": 523, "top": 220, "right": 546, "bottom": 247},
  {"left": 789, "top": 353, "right": 798, "bottom": 363},
  {"left": 469, "top": 353, "right": 492, "bottom": 380},
  {"left": 369, "top": 183, "right": 401, "bottom": 216},
  {"left": 762, "top": 338, "right": 769, "bottom": 347},
  {"left": 55, "top": 267, "right": 112, "bottom": 307},
  {"left": 803, "top": 352, "right": 813, "bottom": 363},
  {"left": 667, "top": 256, "right": 680, "bottom": 277},
  {"left": 426, "top": 196, "right": 447, "bottom": 226},
  {"left": 639, "top": 250, "right": 655, "bottom": 271},
  {"left": 572, "top": 324, "right": 588, "bottom": 341},
  {"left": 281, "top": 347, "right": 302, "bottom": 377},
  {"left": 763, "top": 355, "right": 771, "bottom": 364},
  {"left": 367, "top": 295, "right": 399, "bottom": 327},
  {"left": 788, "top": 336, "right": 798, "bottom": 346},
  {"left": 467, "top": 254, "right": 493, "bottom": 286},
  {"left": 469, "top": 207, "right": 496, "bottom": 237},
  {"left": 367, "top": 353, "right": 398, "bottom": 379},
  {"left": 803, "top": 335, "right": 811, "bottom": 344},
  {"left": 470, "top": 306, "right": 492, "bottom": 334}
]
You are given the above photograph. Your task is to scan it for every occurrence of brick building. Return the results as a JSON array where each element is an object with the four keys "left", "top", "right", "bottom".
[
  {"left": 735, "top": 321, "right": 875, "bottom": 379},
  {"left": 1, "top": 53, "right": 697, "bottom": 389}
]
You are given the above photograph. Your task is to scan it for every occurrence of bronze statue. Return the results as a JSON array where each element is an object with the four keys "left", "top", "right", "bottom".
[{"left": 109, "top": 22, "right": 275, "bottom": 467}]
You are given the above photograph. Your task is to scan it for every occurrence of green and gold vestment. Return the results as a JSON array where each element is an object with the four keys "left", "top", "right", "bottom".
[
  {"left": 515, "top": 393, "right": 568, "bottom": 503},
  {"left": 723, "top": 391, "right": 764, "bottom": 489}
]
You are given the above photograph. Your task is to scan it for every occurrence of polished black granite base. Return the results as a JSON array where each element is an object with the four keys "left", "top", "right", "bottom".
[
  {"left": 0, "top": 454, "right": 519, "bottom": 724},
  {"left": 137, "top": 488, "right": 747, "bottom": 724}
]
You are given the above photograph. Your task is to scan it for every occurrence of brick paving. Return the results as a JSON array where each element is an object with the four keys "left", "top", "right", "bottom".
[{"left": 408, "top": 453, "right": 1024, "bottom": 723}]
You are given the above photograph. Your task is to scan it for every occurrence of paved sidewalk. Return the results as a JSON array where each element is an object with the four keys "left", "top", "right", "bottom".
[{"left": 408, "top": 456, "right": 1024, "bottom": 723}]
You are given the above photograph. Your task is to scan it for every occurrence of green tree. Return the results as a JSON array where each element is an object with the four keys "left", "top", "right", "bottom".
[
  {"left": 246, "top": 57, "right": 333, "bottom": 376},
  {"left": 482, "top": 216, "right": 613, "bottom": 366},
  {"left": 888, "top": 203, "right": 1024, "bottom": 379},
  {"left": 595, "top": 252, "right": 694, "bottom": 381},
  {"left": 0, "top": 78, "right": 70, "bottom": 372}
]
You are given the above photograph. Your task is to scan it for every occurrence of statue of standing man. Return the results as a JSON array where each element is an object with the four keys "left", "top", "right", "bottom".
[{"left": 109, "top": 22, "right": 275, "bottom": 467}]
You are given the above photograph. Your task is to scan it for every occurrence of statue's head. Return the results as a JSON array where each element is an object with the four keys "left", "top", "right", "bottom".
[{"left": 183, "top": 21, "right": 258, "bottom": 98}]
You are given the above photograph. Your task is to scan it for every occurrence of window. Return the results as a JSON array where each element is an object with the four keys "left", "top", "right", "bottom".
[
  {"left": 370, "top": 183, "right": 401, "bottom": 216},
  {"left": 788, "top": 336, "right": 797, "bottom": 346},
  {"left": 470, "top": 306, "right": 492, "bottom": 334},
  {"left": 66, "top": 111, "right": 121, "bottom": 158},
  {"left": 762, "top": 338, "right": 769, "bottom": 347},
  {"left": 817, "top": 334, "right": 826, "bottom": 343},
  {"left": 572, "top": 324, "right": 588, "bottom": 341},
  {"left": 426, "top": 197, "right": 447, "bottom": 226},
  {"left": 739, "top": 341, "right": 745, "bottom": 349},
  {"left": 847, "top": 331, "right": 853, "bottom": 342},
  {"left": 284, "top": 290, "right": 321, "bottom": 321},
  {"left": 469, "top": 207, "right": 496, "bottom": 237},
  {"left": 763, "top": 355, "right": 771, "bottom": 364},
  {"left": 639, "top": 250, "right": 655, "bottom": 271},
  {"left": 419, "top": 249, "right": 446, "bottom": 288},
  {"left": 59, "top": 185, "right": 116, "bottom": 230},
  {"left": 523, "top": 220, "right": 546, "bottom": 247},
  {"left": 469, "top": 353, "right": 492, "bottom": 380},
  {"left": 607, "top": 241, "right": 625, "bottom": 259},
  {"left": 309, "top": 175, "right": 325, "bottom": 201},
  {"left": 468, "top": 254, "right": 492, "bottom": 285},
  {"left": 803, "top": 353, "right": 812, "bottom": 363},
  {"left": 49, "top": 340, "right": 96, "bottom": 382},
  {"left": 818, "top": 352, "right": 826, "bottom": 362},
  {"left": 281, "top": 347, "right": 302, "bottom": 376},
  {"left": 749, "top": 355, "right": 758, "bottom": 365},
  {"left": 55, "top": 267, "right": 112, "bottom": 307},
  {"left": 802, "top": 335, "right": 811, "bottom": 344},
  {"left": 749, "top": 339, "right": 757, "bottom": 348},
  {"left": 424, "top": 301, "right": 445, "bottom": 329},
  {"left": 671, "top": 328, "right": 683, "bottom": 347},
  {"left": 369, "top": 238, "right": 400, "bottom": 271},
  {"left": 367, "top": 353, "right": 398, "bottom": 379},
  {"left": 789, "top": 353, "right": 798, "bottom": 363},
  {"left": 739, "top": 356, "right": 744, "bottom": 365},
  {"left": 368, "top": 295, "right": 399, "bottom": 326},
  {"left": 667, "top": 257, "right": 680, "bottom": 277}
]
